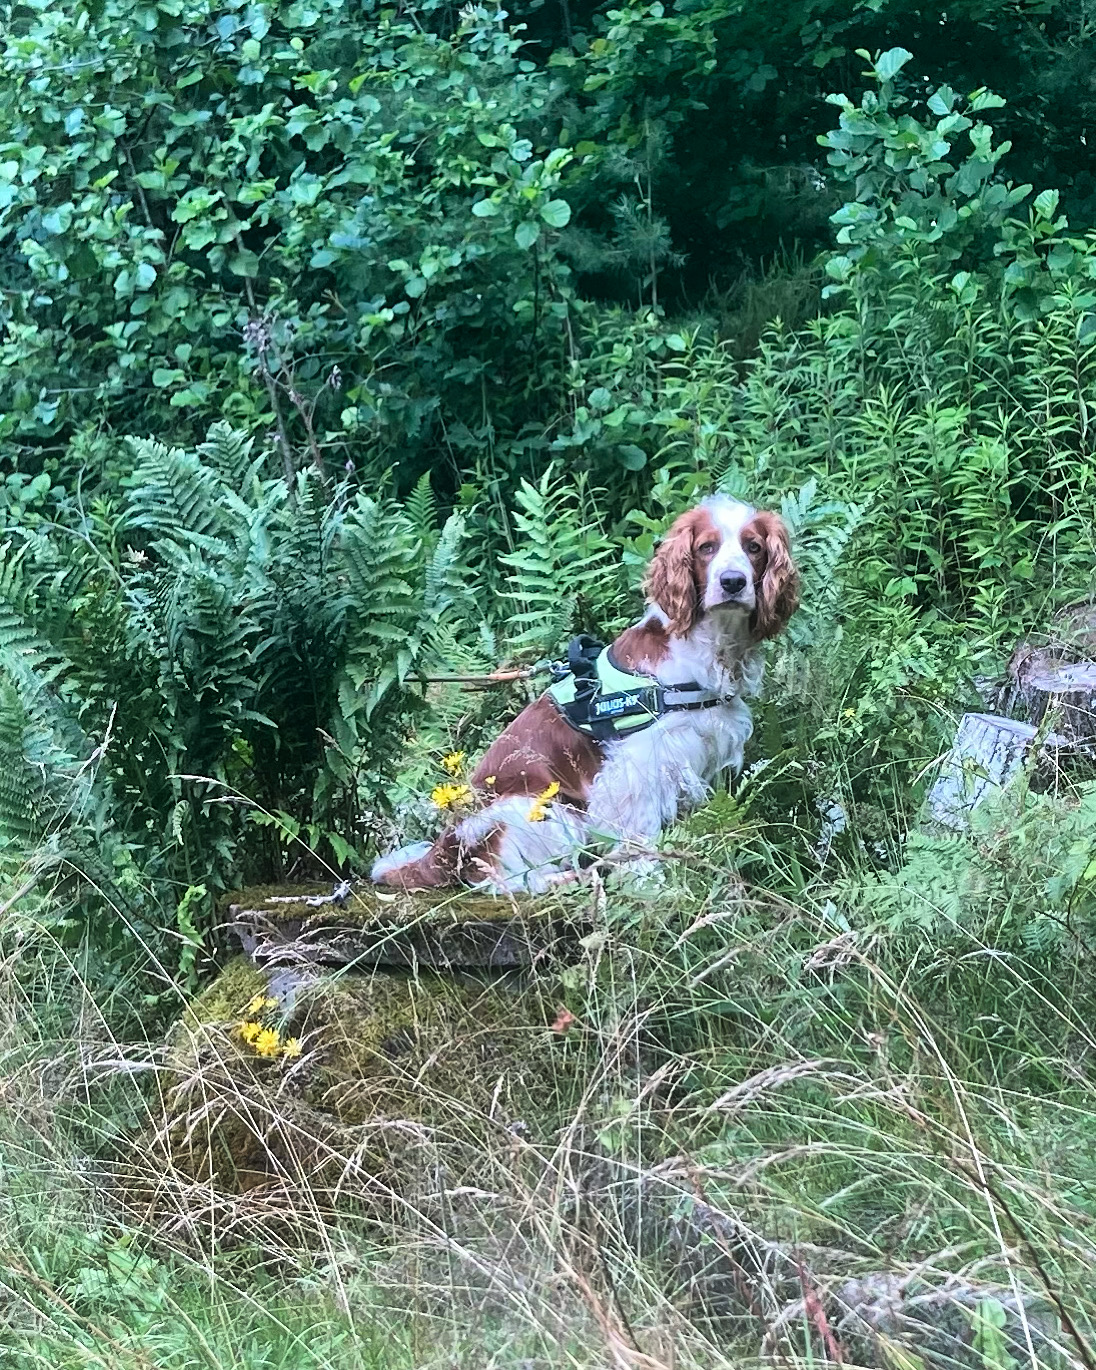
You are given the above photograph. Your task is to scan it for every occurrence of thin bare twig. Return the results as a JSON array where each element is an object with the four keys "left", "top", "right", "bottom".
[{"left": 0, "top": 875, "right": 39, "bottom": 919}]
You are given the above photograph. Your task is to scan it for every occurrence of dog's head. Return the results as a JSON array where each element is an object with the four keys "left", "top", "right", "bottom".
[{"left": 643, "top": 496, "right": 799, "bottom": 641}]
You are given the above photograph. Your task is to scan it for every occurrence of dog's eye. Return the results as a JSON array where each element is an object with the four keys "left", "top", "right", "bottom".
[
  {"left": 744, "top": 539, "right": 762, "bottom": 555},
  {"left": 697, "top": 541, "right": 718, "bottom": 556}
]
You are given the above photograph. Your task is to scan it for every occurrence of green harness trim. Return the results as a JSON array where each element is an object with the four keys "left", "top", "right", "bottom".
[{"left": 546, "top": 634, "right": 725, "bottom": 743}]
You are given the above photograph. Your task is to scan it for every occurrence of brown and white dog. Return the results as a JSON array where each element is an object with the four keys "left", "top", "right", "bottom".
[{"left": 372, "top": 496, "right": 799, "bottom": 893}]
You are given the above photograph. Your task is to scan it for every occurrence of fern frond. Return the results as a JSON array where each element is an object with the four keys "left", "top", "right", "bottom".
[
  {"left": 405, "top": 471, "right": 438, "bottom": 552},
  {"left": 123, "top": 437, "right": 226, "bottom": 544},
  {"left": 772, "top": 480, "right": 866, "bottom": 650},
  {"left": 500, "top": 467, "right": 622, "bottom": 656},
  {"left": 337, "top": 493, "right": 423, "bottom": 717},
  {"left": 422, "top": 513, "right": 472, "bottom": 629},
  {"left": 0, "top": 681, "right": 48, "bottom": 853},
  {"left": 0, "top": 544, "right": 67, "bottom": 705},
  {"left": 0, "top": 555, "right": 113, "bottom": 862},
  {"left": 197, "top": 422, "right": 261, "bottom": 485}
]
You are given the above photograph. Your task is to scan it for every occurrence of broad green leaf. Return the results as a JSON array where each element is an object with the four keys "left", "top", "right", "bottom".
[
  {"left": 1034, "top": 189, "right": 1060, "bottom": 219},
  {"left": 970, "top": 88, "right": 1007, "bottom": 111},
  {"left": 874, "top": 47, "right": 913, "bottom": 82},
  {"left": 539, "top": 198, "right": 571, "bottom": 228},
  {"left": 229, "top": 250, "right": 260, "bottom": 277},
  {"left": 1048, "top": 243, "right": 1074, "bottom": 273}
]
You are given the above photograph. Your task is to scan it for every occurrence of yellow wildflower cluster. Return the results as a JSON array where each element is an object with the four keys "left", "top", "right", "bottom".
[
  {"left": 527, "top": 780, "right": 560, "bottom": 823},
  {"left": 431, "top": 782, "right": 472, "bottom": 810},
  {"left": 236, "top": 999, "right": 303, "bottom": 1062},
  {"left": 440, "top": 750, "right": 466, "bottom": 776},
  {"left": 239, "top": 1021, "right": 283, "bottom": 1057}
]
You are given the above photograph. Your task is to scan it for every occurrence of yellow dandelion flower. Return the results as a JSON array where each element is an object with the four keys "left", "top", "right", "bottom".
[
  {"left": 431, "top": 782, "right": 472, "bottom": 810},
  {"left": 440, "top": 750, "right": 466, "bottom": 776},
  {"left": 252, "top": 1027, "right": 282, "bottom": 1058},
  {"left": 281, "top": 1037, "right": 303, "bottom": 1061},
  {"left": 245, "top": 992, "right": 277, "bottom": 1015},
  {"left": 484, "top": 775, "right": 496, "bottom": 787},
  {"left": 527, "top": 780, "right": 560, "bottom": 823},
  {"left": 238, "top": 1019, "right": 263, "bottom": 1044}
]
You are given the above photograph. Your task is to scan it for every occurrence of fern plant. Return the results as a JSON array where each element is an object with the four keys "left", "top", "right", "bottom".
[
  {"left": 848, "top": 780, "right": 1096, "bottom": 956},
  {"left": 499, "top": 465, "right": 626, "bottom": 657},
  {"left": 770, "top": 478, "right": 866, "bottom": 649},
  {"left": 0, "top": 424, "right": 485, "bottom": 974}
]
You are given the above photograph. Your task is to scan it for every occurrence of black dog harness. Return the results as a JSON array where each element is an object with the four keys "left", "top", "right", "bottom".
[{"left": 546, "top": 635, "right": 727, "bottom": 744}]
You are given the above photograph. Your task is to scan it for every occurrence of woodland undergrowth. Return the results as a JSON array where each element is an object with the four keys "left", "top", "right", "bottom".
[{"left": 4, "top": 38, "right": 1096, "bottom": 1370}]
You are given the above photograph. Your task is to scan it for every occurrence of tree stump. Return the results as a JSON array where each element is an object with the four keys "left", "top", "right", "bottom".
[
  {"left": 998, "top": 599, "right": 1096, "bottom": 745},
  {"left": 152, "top": 883, "right": 592, "bottom": 1198},
  {"left": 924, "top": 712, "right": 1062, "bottom": 831},
  {"left": 223, "top": 882, "right": 586, "bottom": 970},
  {"left": 1001, "top": 652, "right": 1096, "bottom": 745}
]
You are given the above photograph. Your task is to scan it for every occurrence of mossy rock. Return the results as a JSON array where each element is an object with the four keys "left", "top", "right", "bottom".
[
  {"left": 223, "top": 881, "right": 587, "bottom": 970},
  {"left": 160, "top": 956, "right": 586, "bottom": 1200}
]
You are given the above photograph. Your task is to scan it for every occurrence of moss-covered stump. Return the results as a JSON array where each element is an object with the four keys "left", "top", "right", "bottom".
[
  {"left": 224, "top": 882, "right": 587, "bottom": 970},
  {"left": 160, "top": 955, "right": 581, "bottom": 1201}
]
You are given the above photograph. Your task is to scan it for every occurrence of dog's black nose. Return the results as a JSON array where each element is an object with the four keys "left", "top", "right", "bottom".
[{"left": 720, "top": 571, "right": 747, "bottom": 597}]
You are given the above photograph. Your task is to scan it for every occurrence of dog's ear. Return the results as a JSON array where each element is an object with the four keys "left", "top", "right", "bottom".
[
  {"left": 644, "top": 510, "right": 703, "bottom": 636},
  {"left": 750, "top": 512, "right": 799, "bottom": 641}
]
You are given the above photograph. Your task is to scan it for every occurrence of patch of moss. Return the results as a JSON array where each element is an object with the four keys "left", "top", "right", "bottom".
[
  {"left": 178, "top": 955, "right": 269, "bottom": 1030},
  {"left": 219, "top": 882, "right": 331, "bottom": 927},
  {"left": 223, "top": 882, "right": 573, "bottom": 930},
  {"left": 295, "top": 971, "right": 572, "bottom": 1126},
  {"left": 160, "top": 960, "right": 588, "bottom": 1197}
]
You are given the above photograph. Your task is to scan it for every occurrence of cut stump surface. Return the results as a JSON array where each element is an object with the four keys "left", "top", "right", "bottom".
[{"left": 224, "top": 882, "right": 586, "bottom": 970}]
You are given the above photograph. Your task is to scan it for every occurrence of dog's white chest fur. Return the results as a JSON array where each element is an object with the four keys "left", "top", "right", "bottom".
[{"left": 586, "top": 693, "right": 754, "bottom": 842}]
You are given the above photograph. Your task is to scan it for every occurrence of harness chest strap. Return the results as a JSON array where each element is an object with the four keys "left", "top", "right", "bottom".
[{"left": 545, "top": 635, "right": 726, "bottom": 742}]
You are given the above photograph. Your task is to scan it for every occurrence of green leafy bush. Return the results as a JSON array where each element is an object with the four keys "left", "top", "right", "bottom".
[{"left": 0, "top": 0, "right": 578, "bottom": 486}]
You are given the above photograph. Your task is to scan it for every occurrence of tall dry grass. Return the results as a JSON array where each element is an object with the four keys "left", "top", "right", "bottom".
[{"left": 2, "top": 846, "right": 1095, "bottom": 1370}]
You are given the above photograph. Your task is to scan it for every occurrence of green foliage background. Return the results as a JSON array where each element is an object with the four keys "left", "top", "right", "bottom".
[
  {"left": 7, "top": 13, "right": 1096, "bottom": 1365},
  {"left": 5, "top": 2, "right": 1096, "bottom": 983},
  {"left": 7, "top": 0, "right": 1096, "bottom": 486}
]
